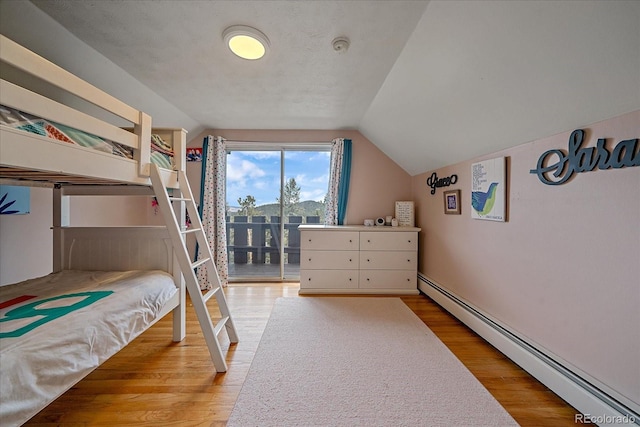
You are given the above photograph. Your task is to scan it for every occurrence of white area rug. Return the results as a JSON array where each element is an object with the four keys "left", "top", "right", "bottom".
[{"left": 228, "top": 297, "right": 519, "bottom": 426}]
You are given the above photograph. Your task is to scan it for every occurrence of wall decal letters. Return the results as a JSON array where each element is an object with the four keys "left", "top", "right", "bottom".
[
  {"left": 530, "top": 129, "right": 639, "bottom": 185},
  {"left": 426, "top": 172, "right": 458, "bottom": 195}
]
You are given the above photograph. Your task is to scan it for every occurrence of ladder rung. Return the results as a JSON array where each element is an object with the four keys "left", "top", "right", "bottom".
[
  {"left": 181, "top": 227, "right": 201, "bottom": 235},
  {"left": 191, "top": 257, "right": 210, "bottom": 269},
  {"left": 168, "top": 196, "right": 192, "bottom": 202},
  {"left": 214, "top": 316, "right": 230, "bottom": 335},
  {"left": 202, "top": 286, "right": 221, "bottom": 303}
]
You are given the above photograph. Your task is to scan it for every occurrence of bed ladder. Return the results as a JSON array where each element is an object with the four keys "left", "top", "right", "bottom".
[{"left": 150, "top": 164, "right": 238, "bottom": 373}]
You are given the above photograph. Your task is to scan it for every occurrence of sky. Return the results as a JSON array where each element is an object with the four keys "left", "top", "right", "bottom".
[{"left": 226, "top": 150, "right": 331, "bottom": 207}]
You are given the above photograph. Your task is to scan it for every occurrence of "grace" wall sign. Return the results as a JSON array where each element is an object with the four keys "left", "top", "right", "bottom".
[
  {"left": 530, "top": 129, "right": 639, "bottom": 185},
  {"left": 426, "top": 172, "right": 458, "bottom": 195}
]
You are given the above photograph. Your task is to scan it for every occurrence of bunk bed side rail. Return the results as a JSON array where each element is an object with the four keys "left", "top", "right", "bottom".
[
  {"left": 0, "top": 79, "right": 139, "bottom": 149},
  {"left": 0, "top": 35, "right": 153, "bottom": 178},
  {"left": 0, "top": 35, "right": 139, "bottom": 123}
]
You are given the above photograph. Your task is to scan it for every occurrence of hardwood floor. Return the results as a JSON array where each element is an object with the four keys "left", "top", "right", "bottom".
[{"left": 25, "top": 283, "right": 590, "bottom": 426}]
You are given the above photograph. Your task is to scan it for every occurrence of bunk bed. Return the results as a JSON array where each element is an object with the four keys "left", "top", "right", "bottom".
[{"left": 0, "top": 35, "right": 189, "bottom": 425}]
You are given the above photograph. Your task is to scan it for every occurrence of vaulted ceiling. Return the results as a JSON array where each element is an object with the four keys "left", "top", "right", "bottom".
[{"left": 8, "top": 1, "right": 640, "bottom": 175}]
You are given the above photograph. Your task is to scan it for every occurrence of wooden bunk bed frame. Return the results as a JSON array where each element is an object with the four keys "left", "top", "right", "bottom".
[
  {"left": 0, "top": 35, "right": 185, "bottom": 187},
  {"left": 0, "top": 34, "right": 220, "bottom": 425}
]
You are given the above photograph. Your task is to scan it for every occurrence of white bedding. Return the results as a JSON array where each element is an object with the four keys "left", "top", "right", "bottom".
[{"left": 0, "top": 270, "right": 177, "bottom": 426}]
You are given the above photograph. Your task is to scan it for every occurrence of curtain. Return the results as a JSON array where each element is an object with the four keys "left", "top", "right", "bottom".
[
  {"left": 325, "top": 138, "right": 352, "bottom": 225},
  {"left": 197, "top": 136, "right": 228, "bottom": 289}
]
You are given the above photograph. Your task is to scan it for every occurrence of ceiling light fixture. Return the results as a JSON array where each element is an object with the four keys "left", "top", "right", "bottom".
[{"left": 223, "top": 25, "right": 270, "bottom": 60}]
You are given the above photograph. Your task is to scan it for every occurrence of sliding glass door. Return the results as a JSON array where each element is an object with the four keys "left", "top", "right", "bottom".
[{"left": 225, "top": 144, "right": 330, "bottom": 281}]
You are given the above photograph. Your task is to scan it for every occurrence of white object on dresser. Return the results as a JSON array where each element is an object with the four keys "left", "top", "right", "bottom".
[{"left": 299, "top": 225, "right": 420, "bottom": 295}]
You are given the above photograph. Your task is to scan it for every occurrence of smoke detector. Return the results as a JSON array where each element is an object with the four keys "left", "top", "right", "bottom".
[{"left": 332, "top": 37, "right": 350, "bottom": 53}]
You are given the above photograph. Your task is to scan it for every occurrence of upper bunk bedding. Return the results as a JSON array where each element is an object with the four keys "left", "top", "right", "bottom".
[
  {"left": 0, "top": 105, "right": 175, "bottom": 169},
  {"left": 0, "top": 269, "right": 178, "bottom": 426}
]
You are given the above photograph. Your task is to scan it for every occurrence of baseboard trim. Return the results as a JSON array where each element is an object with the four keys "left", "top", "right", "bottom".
[{"left": 417, "top": 273, "right": 639, "bottom": 426}]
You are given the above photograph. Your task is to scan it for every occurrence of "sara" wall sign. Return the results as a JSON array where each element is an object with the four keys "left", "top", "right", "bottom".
[
  {"left": 530, "top": 129, "right": 639, "bottom": 185},
  {"left": 426, "top": 172, "right": 458, "bottom": 195}
]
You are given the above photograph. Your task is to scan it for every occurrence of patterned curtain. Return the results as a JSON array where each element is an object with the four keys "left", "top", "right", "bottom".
[
  {"left": 197, "top": 136, "right": 228, "bottom": 289},
  {"left": 325, "top": 138, "right": 352, "bottom": 225}
]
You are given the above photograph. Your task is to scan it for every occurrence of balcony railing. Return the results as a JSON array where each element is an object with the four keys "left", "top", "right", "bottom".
[{"left": 226, "top": 215, "right": 320, "bottom": 277}]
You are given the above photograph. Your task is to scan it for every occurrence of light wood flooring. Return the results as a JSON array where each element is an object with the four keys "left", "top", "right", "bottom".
[{"left": 25, "top": 283, "right": 591, "bottom": 426}]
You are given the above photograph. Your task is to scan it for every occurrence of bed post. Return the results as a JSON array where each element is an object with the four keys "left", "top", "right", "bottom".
[
  {"left": 52, "top": 185, "right": 69, "bottom": 272},
  {"left": 172, "top": 256, "right": 187, "bottom": 342},
  {"left": 135, "top": 112, "right": 152, "bottom": 177},
  {"left": 172, "top": 128, "right": 187, "bottom": 173},
  {"left": 168, "top": 128, "right": 188, "bottom": 341}
]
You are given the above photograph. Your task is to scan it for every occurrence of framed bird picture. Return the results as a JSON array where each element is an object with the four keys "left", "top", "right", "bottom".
[
  {"left": 443, "top": 190, "right": 461, "bottom": 215},
  {"left": 471, "top": 157, "right": 506, "bottom": 221}
]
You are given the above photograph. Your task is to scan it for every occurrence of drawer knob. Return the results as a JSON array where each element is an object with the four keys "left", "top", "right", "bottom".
[
  {"left": 367, "top": 259, "right": 370, "bottom": 262},
  {"left": 367, "top": 239, "right": 371, "bottom": 243},
  {"left": 349, "top": 258, "right": 352, "bottom": 262},
  {"left": 309, "top": 258, "right": 312, "bottom": 261},
  {"left": 349, "top": 239, "right": 352, "bottom": 242},
  {"left": 308, "top": 277, "right": 312, "bottom": 281}
]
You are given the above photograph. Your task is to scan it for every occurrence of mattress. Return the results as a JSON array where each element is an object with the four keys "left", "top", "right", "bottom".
[
  {"left": 0, "top": 270, "right": 178, "bottom": 426},
  {"left": 0, "top": 105, "right": 174, "bottom": 169}
]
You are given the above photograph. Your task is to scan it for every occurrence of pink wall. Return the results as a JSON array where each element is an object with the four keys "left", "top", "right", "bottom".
[
  {"left": 0, "top": 187, "right": 52, "bottom": 285},
  {"left": 186, "top": 129, "right": 412, "bottom": 225},
  {"left": 68, "top": 196, "right": 157, "bottom": 226},
  {"left": 411, "top": 110, "right": 640, "bottom": 408}
]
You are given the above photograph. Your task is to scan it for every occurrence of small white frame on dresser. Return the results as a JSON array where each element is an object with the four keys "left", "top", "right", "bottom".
[{"left": 298, "top": 225, "right": 421, "bottom": 295}]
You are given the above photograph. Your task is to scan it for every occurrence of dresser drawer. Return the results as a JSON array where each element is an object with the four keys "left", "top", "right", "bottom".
[
  {"left": 360, "top": 231, "right": 417, "bottom": 251},
  {"left": 359, "top": 270, "right": 416, "bottom": 290},
  {"left": 301, "top": 250, "right": 359, "bottom": 269},
  {"left": 359, "top": 251, "right": 416, "bottom": 270},
  {"left": 300, "top": 270, "right": 359, "bottom": 289},
  {"left": 301, "top": 230, "right": 359, "bottom": 251}
]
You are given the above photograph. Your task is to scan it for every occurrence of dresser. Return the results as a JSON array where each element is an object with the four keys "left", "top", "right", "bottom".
[{"left": 298, "top": 225, "right": 421, "bottom": 295}]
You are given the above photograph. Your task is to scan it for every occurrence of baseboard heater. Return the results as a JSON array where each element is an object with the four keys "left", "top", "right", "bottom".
[{"left": 417, "top": 273, "right": 639, "bottom": 426}]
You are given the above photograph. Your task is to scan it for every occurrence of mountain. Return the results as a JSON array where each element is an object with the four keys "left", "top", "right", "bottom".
[{"left": 228, "top": 200, "right": 325, "bottom": 221}]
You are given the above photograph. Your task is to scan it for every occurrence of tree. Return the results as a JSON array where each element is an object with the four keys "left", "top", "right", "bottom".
[
  {"left": 277, "top": 178, "right": 301, "bottom": 216},
  {"left": 237, "top": 195, "right": 258, "bottom": 216}
]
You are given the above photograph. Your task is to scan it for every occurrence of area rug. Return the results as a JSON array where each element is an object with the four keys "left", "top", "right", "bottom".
[{"left": 227, "top": 297, "right": 519, "bottom": 426}]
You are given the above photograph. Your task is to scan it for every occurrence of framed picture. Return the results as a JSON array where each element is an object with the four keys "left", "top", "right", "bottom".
[
  {"left": 443, "top": 190, "right": 461, "bottom": 215},
  {"left": 395, "top": 201, "right": 415, "bottom": 226},
  {"left": 471, "top": 157, "right": 506, "bottom": 221},
  {"left": 186, "top": 147, "right": 203, "bottom": 162}
]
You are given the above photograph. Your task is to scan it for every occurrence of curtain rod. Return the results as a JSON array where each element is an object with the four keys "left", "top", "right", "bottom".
[
  {"left": 221, "top": 139, "right": 333, "bottom": 151},
  {"left": 223, "top": 139, "right": 332, "bottom": 144}
]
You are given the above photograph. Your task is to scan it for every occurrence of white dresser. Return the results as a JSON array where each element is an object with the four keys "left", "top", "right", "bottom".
[{"left": 298, "top": 225, "right": 421, "bottom": 295}]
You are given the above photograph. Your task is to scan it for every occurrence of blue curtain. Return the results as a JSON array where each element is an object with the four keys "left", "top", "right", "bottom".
[
  {"left": 337, "top": 139, "right": 351, "bottom": 225},
  {"left": 198, "top": 136, "right": 209, "bottom": 217}
]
